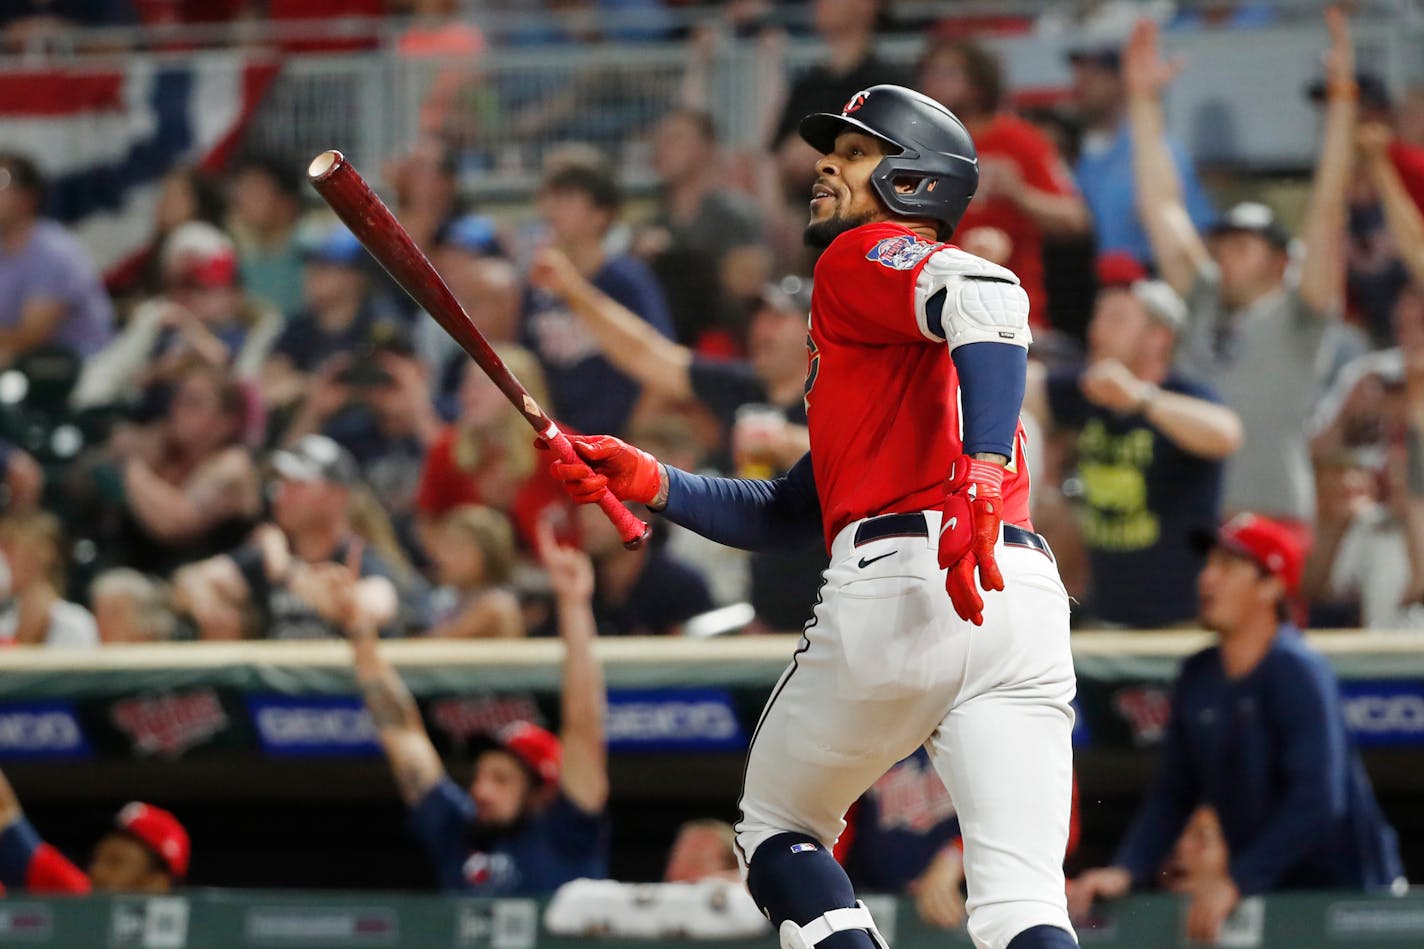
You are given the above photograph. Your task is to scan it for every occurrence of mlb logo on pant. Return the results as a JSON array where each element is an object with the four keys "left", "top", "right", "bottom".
[{"left": 789, "top": 843, "right": 818, "bottom": 854}]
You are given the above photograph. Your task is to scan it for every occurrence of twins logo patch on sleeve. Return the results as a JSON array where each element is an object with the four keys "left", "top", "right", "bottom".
[{"left": 865, "top": 235, "right": 941, "bottom": 270}]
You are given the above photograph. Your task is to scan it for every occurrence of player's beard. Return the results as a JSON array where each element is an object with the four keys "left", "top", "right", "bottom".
[{"left": 804, "top": 206, "right": 877, "bottom": 249}]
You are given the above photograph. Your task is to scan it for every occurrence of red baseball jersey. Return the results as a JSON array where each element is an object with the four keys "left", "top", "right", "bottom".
[{"left": 806, "top": 221, "right": 1032, "bottom": 549}]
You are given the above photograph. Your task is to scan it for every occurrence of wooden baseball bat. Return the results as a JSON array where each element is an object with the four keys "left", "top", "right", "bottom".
[{"left": 307, "top": 149, "right": 650, "bottom": 550}]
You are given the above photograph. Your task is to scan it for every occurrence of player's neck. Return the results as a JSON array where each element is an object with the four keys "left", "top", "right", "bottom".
[
  {"left": 895, "top": 218, "right": 940, "bottom": 242},
  {"left": 1218, "top": 615, "right": 1278, "bottom": 678},
  {"left": 563, "top": 239, "right": 606, "bottom": 277},
  {"left": 667, "top": 172, "right": 713, "bottom": 219}
]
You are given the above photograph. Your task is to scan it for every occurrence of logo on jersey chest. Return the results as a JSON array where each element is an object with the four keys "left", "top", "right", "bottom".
[
  {"left": 871, "top": 758, "right": 957, "bottom": 832},
  {"left": 463, "top": 851, "right": 518, "bottom": 890},
  {"left": 865, "top": 235, "right": 940, "bottom": 270}
]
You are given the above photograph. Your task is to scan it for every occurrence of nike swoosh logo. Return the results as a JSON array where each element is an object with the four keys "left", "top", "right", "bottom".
[{"left": 857, "top": 551, "right": 898, "bottom": 569}]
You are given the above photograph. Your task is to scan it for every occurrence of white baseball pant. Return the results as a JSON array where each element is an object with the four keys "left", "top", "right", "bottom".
[{"left": 735, "top": 509, "right": 1077, "bottom": 949}]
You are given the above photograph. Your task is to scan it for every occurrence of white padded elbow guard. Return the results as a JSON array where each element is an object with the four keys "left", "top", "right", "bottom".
[{"left": 913, "top": 247, "right": 1032, "bottom": 351}]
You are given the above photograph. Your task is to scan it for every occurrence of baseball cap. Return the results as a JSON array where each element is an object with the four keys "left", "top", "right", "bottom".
[
  {"left": 1306, "top": 71, "right": 1392, "bottom": 111},
  {"left": 1195, "top": 512, "right": 1306, "bottom": 595},
  {"left": 161, "top": 222, "right": 238, "bottom": 289},
  {"left": 1095, "top": 251, "right": 1148, "bottom": 289},
  {"left": 440, "top": 213, "right": 503, "bottom": 257},
  {"left": 301, "top": 224, "right": 367, "bottom": 267},
  {"left": 270, "top": 434, "right": 360, "bottom": 487},
  {"left": 495, "top": 721, "right": 561, "bottom": 786},
  {"left": 1130, "top": 279, "right": 1187, "bottom": 332},
  {"left": 1208, "top": 202, "right": 1290, "bottom": 251},
  {"left": 115, "top": 802, "right": 190, "bottom": 880},
  {"left": 1065, "top": 41, "right": 1121, "bottom": 71}
]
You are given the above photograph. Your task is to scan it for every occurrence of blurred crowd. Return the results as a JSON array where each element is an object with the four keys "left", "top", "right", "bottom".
[
  {"left": 3, "top": 2, "right": 1424, "bottom": 647},
  {"left": 0, "top": 1, "right": 1419, "bottom": 939},
  {"left": 0, "top": 0, "right": 1371, "bottom": 53}
]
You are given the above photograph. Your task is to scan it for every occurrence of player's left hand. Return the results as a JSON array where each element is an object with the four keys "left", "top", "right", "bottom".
[
  {"left": 539, "top": 433, "right": 663, "bottom": 505},
  {"left": 939, "top": 455, "right": 1006, "bottom": 626},
  {"left": 1184, "top": 873, "right": 1240, "bottom": 945}
]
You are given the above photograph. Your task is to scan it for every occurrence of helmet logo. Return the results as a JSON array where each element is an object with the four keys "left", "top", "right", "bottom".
[{"left": 843, "top": 90, "right": 870, "bottom": 115}]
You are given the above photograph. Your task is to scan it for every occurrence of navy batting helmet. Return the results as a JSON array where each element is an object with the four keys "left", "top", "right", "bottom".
[{"left": 799, "top": 85, "right": 979, "bottom": 236}]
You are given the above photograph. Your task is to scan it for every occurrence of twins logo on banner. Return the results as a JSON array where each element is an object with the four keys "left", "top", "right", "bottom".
[
  {"left": 430, "top": 695, "right": 545, "bottom": 747},
  {"left": 0, "top": 58, "right": 279, "bottom": 278},
  {"left": 111, "top": 689, "right": 228, "bottom": 758}
]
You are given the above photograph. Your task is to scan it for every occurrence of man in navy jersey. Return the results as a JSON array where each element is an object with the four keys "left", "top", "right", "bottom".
[
  {"left": 1070, "top": 513, "right": 1403, "bottom": 943},
  {"left": 525, "top": 155, "right": 674, "bottom": 436},
  {"left": 346, "top": 521, "right": 608, "bottom": 894}
]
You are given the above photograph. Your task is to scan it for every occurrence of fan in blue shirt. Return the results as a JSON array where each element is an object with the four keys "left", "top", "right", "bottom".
[
  {"left": 1070, "top": 514, "right": 1403, "bottom": 944},
  {"left": 346, "top": 522, "right": 609, "bottom": 895}
]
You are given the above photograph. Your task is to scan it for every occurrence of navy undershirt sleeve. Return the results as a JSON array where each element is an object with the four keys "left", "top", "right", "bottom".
[
  {"left": 661, "top": 453, "right": 823, "bottom": 552},
  {"left": 951, "top": 342, "right": 1027, "bottom": 459}
]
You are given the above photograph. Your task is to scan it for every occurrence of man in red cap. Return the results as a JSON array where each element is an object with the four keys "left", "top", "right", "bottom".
[
  {"left": 1069, "top": 513, "right": 1403, "bottom": 943},
  {"left": 0, "top": 769, "right": 188, "bottom": 894},
  {"left": 345, "top": 521, "right": 608, "bottom": 894}
]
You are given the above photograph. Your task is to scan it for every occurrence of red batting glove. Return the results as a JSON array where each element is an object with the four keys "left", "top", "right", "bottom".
[
  {"left": 540, "top": 434, "right": 662, "bottom": 505},
  {"left": 937, "top": 455, "right": 1006, "bottom": 626}
]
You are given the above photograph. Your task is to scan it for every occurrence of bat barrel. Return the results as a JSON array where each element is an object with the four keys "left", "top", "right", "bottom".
[
  {"left": 307, "top": 150, "right": 344, "bottom": 183},
  {"left": 305, "top": 149, "right": 650, "bottom": 550}
]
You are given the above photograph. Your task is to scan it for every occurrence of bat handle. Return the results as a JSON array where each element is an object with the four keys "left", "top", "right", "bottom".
[{"left": 541, "top": 424, "right": 652, "bottom": 550}]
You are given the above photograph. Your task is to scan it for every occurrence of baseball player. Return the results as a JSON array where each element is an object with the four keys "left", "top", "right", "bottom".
[
  {"left": 0, "top": 768, "right": 189, "bottom": 894},
  {"left": 548, "top": 85, "right": 1075, "bottom": 949}
]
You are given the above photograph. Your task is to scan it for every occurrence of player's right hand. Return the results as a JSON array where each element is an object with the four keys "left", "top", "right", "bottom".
[
  {"left": 938, "top": 455, "right": 1006, "bottom": 626},
  {"left": 540, "top": 434, "right": 662, "bottom": 505}
]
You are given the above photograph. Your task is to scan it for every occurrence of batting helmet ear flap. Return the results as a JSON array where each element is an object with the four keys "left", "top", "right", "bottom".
[{"left": 869, "top": 153, "right": 978, "bottom": 237}]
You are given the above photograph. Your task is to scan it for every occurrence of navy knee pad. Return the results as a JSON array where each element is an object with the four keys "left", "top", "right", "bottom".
[
  {"left": 1007, "top": 924, "right": 1078, "bottom": 948},
  {"left": 746, "top": 832, "right": 878, "bottom": 949}
]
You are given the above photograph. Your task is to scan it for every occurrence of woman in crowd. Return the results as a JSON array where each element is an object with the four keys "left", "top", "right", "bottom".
[
  {"left": 424, "top": 504, "right": 524, "bottom": 638},
  {"left": 84, "top": 365, "right": 262, "bottom": 577},
  {"left": 0, "top": 511, "right": 97, "bottom": 648},
  {"left": 73, "top": 222, "right": 282, "bottom": 410},
  {"left": 108, "top": 165, "right": 227, "bottom": 303},
  {"left": 89, "top": 568, "right": 177, "bottom": 644},
  {"left": 415, "top": 345, "right": 575, "bottom": 553}
]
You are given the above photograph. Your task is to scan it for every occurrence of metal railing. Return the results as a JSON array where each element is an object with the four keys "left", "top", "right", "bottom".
[
  {"left": 4, "top": 12, "right": 1423, "bottom": 201},
  {"left": 4, "top": 1, "right": 1397, "bottom": 59}
]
